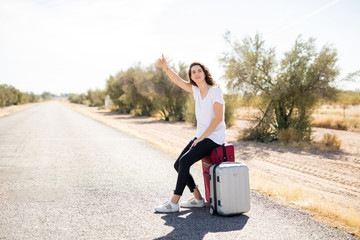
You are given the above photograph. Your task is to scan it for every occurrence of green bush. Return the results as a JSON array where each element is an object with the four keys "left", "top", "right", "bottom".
[
  {"left": 0, "top": 84, "right": 40, "bottom": 107},
  {"left": 183, "top": 95, "right": 196, "bottom": 126},
  {"left": 224, "top": 94, "right": 238, "bottom": 127},
  {"left": 87, "top": 89, "right": 105, "bottom": 107},
  {"left": 68, "top": 93, "right": 88, "bottom": 104}
]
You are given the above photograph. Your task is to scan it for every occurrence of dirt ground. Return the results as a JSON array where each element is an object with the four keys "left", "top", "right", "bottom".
[
  {"left": 2, "top": 102, "right": 359, "bottom": 227},
  {"left": 0, "top": 103, "right": 39, "bottom": 118}
]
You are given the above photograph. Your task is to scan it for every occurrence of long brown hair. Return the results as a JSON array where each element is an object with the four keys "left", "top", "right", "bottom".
[{"left": 188, "top": 62, "right": 216, "bottom": 86}]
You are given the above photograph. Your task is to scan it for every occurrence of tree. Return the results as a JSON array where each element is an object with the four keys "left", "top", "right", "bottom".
[
  {"left": 20, "top": 92, "right": 40, "bottom": 103},
  {"left": 106, "top": 75, "right": 126, "bottom": 111},
  {"left": 41, "top": 92, "right": 52, "bottom": 100},
  {"left": 148, "top": 61, "right": 189, "bottom": 121},
  {"left": 87, "top": 89, "right": 105, "bottom": 107},
  {"left": 220, "top": 33, "right": 339, "bottom": 142},
  {"left": 119, "top": 64, "right": 155, "bottom": 116},
  {"left": 68, "top": 93, "right": 87, "bottom": 104},
  {"left": 106, "top": 64, "right": 156, "bottom": 116},
  {"left": 0, "top": 85, "right": 41, "bottom": 106},
  {"left": 0, "top": 84, "right": 22, "bottom": 107},
  {"left": 105, "top": 61, "right": 190, "bottom": 120}
]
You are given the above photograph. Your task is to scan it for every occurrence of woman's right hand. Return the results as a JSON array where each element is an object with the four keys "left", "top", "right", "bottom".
[
  {"left": 157, "top": 54, "right": 193, "bottom": 93},
  {"left": 158, "top": 54, "right": 167, "bottom": 69}
]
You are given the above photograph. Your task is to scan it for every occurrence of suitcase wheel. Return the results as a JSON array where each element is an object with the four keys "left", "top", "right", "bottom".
[{"left": 209, "top": 206, "right": 215, "bottom": 215}]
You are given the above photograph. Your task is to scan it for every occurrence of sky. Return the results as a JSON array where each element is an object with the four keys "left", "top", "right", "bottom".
[{"left": 1, "top": 0, "right": 359, "bottom": 94}]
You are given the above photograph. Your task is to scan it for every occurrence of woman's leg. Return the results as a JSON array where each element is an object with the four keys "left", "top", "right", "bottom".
[
  {"left": 174, "top": 138, "right": 195, "bottom": 171},
  {"left": 154, "top": 138, "right": 218, "bottom": 212},
  {"left": 173, "top": 138, "right": 198, "bottom": 193},
  {"left": 173, "top": 138, "right": 219, "bottom": 197},
  {"left": 155, "top": 139, "right": 195, "bottom": 212}
]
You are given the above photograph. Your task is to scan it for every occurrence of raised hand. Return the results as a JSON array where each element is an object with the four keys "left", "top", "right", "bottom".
[
  {"left": 158, "top": 54, "right": 167, "bottom": 69},
  {"left": 157, "top": 54, "right": 193, "bottom": 93}
]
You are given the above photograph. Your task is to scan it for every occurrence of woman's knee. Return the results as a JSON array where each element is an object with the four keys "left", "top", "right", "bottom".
[
  {"left": 174, "top": 161, "right": 179, "bottom": 171},
  {"left": 177, "top": 156, "right": 192, "bottom": 170}
]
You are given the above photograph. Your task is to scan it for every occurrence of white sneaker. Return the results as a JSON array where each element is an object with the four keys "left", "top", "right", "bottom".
[
  {"left": 154, "top": 201, "right": 179, "bottom": 213},
  {"left": 180, "top": 197, "right": 205, "bottom": 208}
]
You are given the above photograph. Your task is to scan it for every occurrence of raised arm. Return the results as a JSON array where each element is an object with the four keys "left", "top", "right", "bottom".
[{"left": 158, "top": 54, "right": 193, "bottom": 93}]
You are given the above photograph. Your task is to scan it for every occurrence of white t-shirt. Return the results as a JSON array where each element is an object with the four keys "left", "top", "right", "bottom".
[{"left": 192, "top": 85, "right": 226, "bottom": 145}]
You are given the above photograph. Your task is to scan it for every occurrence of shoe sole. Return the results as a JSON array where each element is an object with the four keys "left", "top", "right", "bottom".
[
  {"left": 154, "top": 208, "right": 180, "bottom": 213},
  {"left": 155, "top": 209, "right": 179, "bottom": 213},
  {"left": 180, "top": 204, "right": 204, "bottom": 208}
]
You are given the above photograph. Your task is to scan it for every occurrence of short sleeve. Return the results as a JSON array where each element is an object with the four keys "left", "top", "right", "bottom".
[
  {"left": 211, "top": 87, "right": 225, "bottom": 105},
  {"left": 191, "top": 85, "right": 199, "bottom": 100}
]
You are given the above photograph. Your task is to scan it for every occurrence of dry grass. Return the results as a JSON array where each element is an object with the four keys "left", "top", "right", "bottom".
[
  {"left": 316, "top": 106, "right": 360, "bottom": 118},
  {"left": 312, "top": 118, "right": 348, "bottom": 130},
  {"left": 312, "top": 104, "right": 360, "bottom": 132},
  {"left": 321, "top": 133, "right": 342, "bottom": 150},
  {"left": 278, "top": 128, "right": 301, "bottom": 143},
  {"left": 275, "top": 132, "right": 342, "bottom": 152},
  {"left": 250, "top": 175, "right": 304, "bottom": 203},
  {"left": 0, "top": 103, "right": 40, "bottom": 118},
  {"left": 238, "top": 112, "right": 260, "bottom": 119},
  {"left": 108, "top": 105, "right": 120, "bottom": 112},
  {"left": 237, "top": 104, "right": 360, "bottom": 132},
  {"left": 236, "top": 108, "right": 262, "bottom": 120},
  {"left": 250, "top": 174, "right": 360, "bottom": 237},
  {"left": 312, "top": 117, "right": 360, "bottom": 132},
  {"left": 301, "top": 199, "right": 360, "bottom": 237}
]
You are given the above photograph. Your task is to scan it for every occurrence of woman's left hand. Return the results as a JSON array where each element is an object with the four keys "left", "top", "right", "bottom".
[{"left": 191, "top": 138, "right": 202, "bottom": 148}]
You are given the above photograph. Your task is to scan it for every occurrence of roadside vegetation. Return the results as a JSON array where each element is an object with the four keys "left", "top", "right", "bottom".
[
  {"left": 0, "top": 84, "right": 45, "bottom": 107},
  {"left": 69, "top": 61, "right": 239, "bottom": 127},
  {"left": 221, "top": 32, "right": 342, "bottom": 143},
  {"left": 312, "top": 91, "right": 360, "bottom": 132},
  {"left": 68, "top": 89, "right": 105, "bottom": 107}
]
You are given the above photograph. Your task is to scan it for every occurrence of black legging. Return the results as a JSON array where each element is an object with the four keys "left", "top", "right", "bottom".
[{"left": 173, "top": 137, "right": 219, "bottom": 196}]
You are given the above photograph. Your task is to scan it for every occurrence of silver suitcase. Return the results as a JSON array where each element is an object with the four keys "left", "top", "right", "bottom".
[{"left": 209, "top": 162, "right": 250, "bottom": 215}]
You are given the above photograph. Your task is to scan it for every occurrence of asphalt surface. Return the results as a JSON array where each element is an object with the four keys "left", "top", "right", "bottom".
[{"left": 0, "top": 101, "right": 357, "bottom": 240}]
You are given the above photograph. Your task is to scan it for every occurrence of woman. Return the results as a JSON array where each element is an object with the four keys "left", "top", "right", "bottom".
[{"left": 155, "top": 54, "right": 226, "bottom": 213}]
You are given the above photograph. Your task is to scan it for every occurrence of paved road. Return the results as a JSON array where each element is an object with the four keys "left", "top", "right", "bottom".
[{"left": 0, "top": 102, "right": 357, "bottom": 240}]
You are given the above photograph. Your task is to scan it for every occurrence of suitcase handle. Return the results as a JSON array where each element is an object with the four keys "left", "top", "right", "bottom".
[
  {"left": 221, "top": 144, "right": 228, "bottom": 162},
  {"left": 212, "top": 163, "right": 221, "bottom": 214},
  {"left": 211, "top": 144, "right": 229, "bottom": 164}
]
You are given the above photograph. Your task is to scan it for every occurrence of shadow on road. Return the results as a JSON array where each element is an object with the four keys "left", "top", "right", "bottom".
[{"left": 154, "top": 208, "right": 249, "bottom": 239}]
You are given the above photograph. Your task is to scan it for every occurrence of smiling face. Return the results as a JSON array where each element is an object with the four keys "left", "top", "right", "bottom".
[
  {"left": 188, "top": 62, "right": 215, "bottom": 87},
  {"left": 190, "top": 65, "right": 205, "bottom": 83}
]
